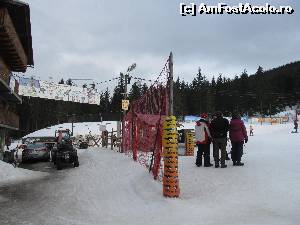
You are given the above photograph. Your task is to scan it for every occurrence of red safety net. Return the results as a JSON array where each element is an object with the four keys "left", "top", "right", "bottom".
[{"left": 122, "top": 58, "right": 170, "bottom": 180}]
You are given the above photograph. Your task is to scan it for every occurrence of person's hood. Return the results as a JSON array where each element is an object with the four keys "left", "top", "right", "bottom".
[
  {"left": 230, "top": 119, "right": 243, "bottom": 130},
  {"left": 196, "top": 119, "right": 208, "bottom": 126}
]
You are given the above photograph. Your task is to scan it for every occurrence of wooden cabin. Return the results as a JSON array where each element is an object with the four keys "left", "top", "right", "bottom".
[{"left": 0, "top": 0, "right": 33, "bottom": 157}]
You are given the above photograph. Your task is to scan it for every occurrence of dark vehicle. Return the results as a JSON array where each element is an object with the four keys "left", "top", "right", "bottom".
[
  {"left": 51, "top": 129, "right": 79, "bottom": 170},
  {"left": 78, "top": 141, "right": 88, "bottom": 149},
  {"left": 22, "top": 142, "right": 51, "bottom": 162}
]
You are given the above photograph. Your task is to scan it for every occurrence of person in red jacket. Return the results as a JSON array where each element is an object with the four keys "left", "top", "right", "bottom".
[
  {"left": 229, "top": 112, "right": 248, "bottom": 166},
  {"left": 194, "top": 113, "right": 213, "bottom": 167}
]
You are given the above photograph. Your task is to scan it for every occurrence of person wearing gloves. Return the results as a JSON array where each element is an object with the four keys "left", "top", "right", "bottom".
[
  {"left": 229, "top": 112, "right": 248, "bottom": 166},
  {"left": 195, "top": 113, "right": 213, "bottom": 167}
]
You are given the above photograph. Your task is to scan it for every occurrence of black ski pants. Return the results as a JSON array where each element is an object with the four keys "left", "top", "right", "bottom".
[
  {"left": 231, "top": 141, "right": 244, "bottom": 163},
  {"left": 196, "top": 143, "right": 211, "bottom": 166}
]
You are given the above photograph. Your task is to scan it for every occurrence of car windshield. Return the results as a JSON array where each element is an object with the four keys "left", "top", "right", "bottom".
[{"left": 27, "top": 142, "right": 45, "bottom": 149}]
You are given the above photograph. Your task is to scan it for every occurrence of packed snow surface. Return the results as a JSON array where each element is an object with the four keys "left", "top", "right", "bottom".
[{"left": 1, "top": 123, "right": 299, "bottom": 225}]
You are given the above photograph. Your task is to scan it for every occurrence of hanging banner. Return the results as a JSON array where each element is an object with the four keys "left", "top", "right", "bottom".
[{"left": 18, "top": 78, "right": 101, "bottom": 105}]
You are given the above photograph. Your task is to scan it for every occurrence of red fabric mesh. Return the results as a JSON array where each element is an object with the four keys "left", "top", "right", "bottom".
[{"left": 122, "top": 85, "right": 169, "bottom": 179}]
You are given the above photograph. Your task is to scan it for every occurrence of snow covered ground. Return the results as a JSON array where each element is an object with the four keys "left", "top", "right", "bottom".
[
  {"left": 1, "top": 123, "right": 299, "bottom": 225},
  {"left": 0, "top": 160, "right": 46, "bottom": 204},
  {"left": 0, "top": 160, "right": 46, "bottom": 185},
  {"left": 23, "top": 121, "right": 119, "bottom": 138}
]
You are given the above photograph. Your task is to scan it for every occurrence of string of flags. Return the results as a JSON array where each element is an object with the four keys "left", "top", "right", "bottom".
[{"left": 12, "top": 73, "right": 154, "bottom": 86}]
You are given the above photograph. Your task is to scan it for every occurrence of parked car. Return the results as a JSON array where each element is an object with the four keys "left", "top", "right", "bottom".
[{"left": 22, "top": 142, "right": 51, "bottom": 162}]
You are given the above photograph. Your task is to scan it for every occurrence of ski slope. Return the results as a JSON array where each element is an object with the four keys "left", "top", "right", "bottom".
[{"left": 1, "top": 123, "right": 299, "bottom": 225}]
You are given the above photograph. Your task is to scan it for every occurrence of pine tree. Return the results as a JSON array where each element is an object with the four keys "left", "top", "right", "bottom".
[
  {"left": 58, "top": 79, "right": 64, "bottom": 84},
  {"left": 255, "top": 66, "right": 264, "bottom": 75},
  {"left": 141, "top": 83, "right": 148, "bottom": 95},
  {"left": 100, "top": 88, "right": 111, "bottom": 113},
  {"left": 110, "top": 74, "right": 125, "bottom": 113},
  {"left": 190, "top": 68, "right": 205, "bottom": 114},
  {"left": 129, "top": 82, "right": 142, "bottom": 102},
  {"left": 216, "top": 74, "right": 223, "bottom": 88},
  {"left": 211, "top": 76, "right": 216, "bottom": 87},
  {"left": 66, "top": 79, "right": 72, "bottom": 86},
  {"left": 240, "top": 69, "right": 249, "bottom": 93},
  {"left": 174, "top": 77, "right": 184, "bottom": 116},
  {"left": 192, "top": 67, "right": 204, "bottom": 88}
]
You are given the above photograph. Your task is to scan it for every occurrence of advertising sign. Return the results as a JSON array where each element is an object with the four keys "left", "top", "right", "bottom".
[{"left": 122, "top": 100, "right": 129, "bottom": 110}]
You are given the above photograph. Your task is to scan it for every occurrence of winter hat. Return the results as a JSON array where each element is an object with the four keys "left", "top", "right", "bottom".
[{"left": 200, "top": 113, "right": 208, "bottom": 119}]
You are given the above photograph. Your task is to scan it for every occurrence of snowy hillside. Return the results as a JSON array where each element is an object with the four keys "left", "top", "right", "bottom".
[{"left": 23, "top": 121, "right": 119, "bottom": 138}]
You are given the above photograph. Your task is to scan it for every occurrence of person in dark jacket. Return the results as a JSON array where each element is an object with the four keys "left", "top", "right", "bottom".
[
  {"left": 210, "top": 111, "right": 229, "bottom": 168},
  {"left": 194, "top": 113, "right": 213, "bottom": 167},
  {"left": 294, "top": 119, "right": 298, "bottom": 133},
  {"left": 229, "top": 112, "right": 248, "bottom": 166},
  {"left": 5, "top": 135, "right": 11, "bottom": 151}
]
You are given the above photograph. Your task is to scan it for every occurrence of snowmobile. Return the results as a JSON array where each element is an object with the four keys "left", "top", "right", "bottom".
[{"left": 51, "top": 129, "right": 79, "bottom": 170}]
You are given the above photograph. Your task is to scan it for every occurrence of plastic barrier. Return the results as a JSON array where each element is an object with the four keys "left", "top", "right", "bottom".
[
  {"left": 162, "top": 116, "right": 180, "bottom": 198},
  {"left": 185, "top": 130, "right": 194, "bottom": 156}
]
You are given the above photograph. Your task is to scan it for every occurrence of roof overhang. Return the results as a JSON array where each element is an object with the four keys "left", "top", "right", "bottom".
[
  {"left": 0, "top": 7, "right": 28, "bottom": 72},
  {"left": 0, "top": 0, "right": 34, "bottom": 69}
]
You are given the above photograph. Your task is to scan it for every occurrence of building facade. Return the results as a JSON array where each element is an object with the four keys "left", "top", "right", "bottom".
[{"left": 0, "top": 0, "right": 33, "bottom": 158}]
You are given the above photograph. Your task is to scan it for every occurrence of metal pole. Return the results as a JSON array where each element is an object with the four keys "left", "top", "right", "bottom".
[
  {"left": 72, "top": 121, "right": 74, "bottom": 136},
  {"left": 121, "top": 74, "right": 128, "bottom": 153},
  {"left": 169, "top": 52, "right": 174, "bottom": 116},
  {"left": 111, "top": 128, "right": 114, "bottom": 150},
  {"left": 124, "top": 74, "right": 128, "bottom": 116}
]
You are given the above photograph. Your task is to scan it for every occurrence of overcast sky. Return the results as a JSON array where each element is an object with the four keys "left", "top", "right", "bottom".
[{"left": 24, "top": 0, "right": 299, "bottom": 91}]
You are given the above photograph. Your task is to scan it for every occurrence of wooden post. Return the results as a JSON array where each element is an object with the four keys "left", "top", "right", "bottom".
[
  {"left": 162, "top": 53, "right": 179, "bottom": 197},
  {"left": 168, "top": 52, "right": 174, "bottom": 116}
]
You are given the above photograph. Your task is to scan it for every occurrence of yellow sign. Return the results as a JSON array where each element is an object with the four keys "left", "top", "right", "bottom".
[{"left": 122, "top": 100, "right": 129, "bottom": 110}]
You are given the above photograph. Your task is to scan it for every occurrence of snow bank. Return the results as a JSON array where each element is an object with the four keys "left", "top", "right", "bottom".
[{"left": 0, "top": 161, "right": 46, "bottom": 186}]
